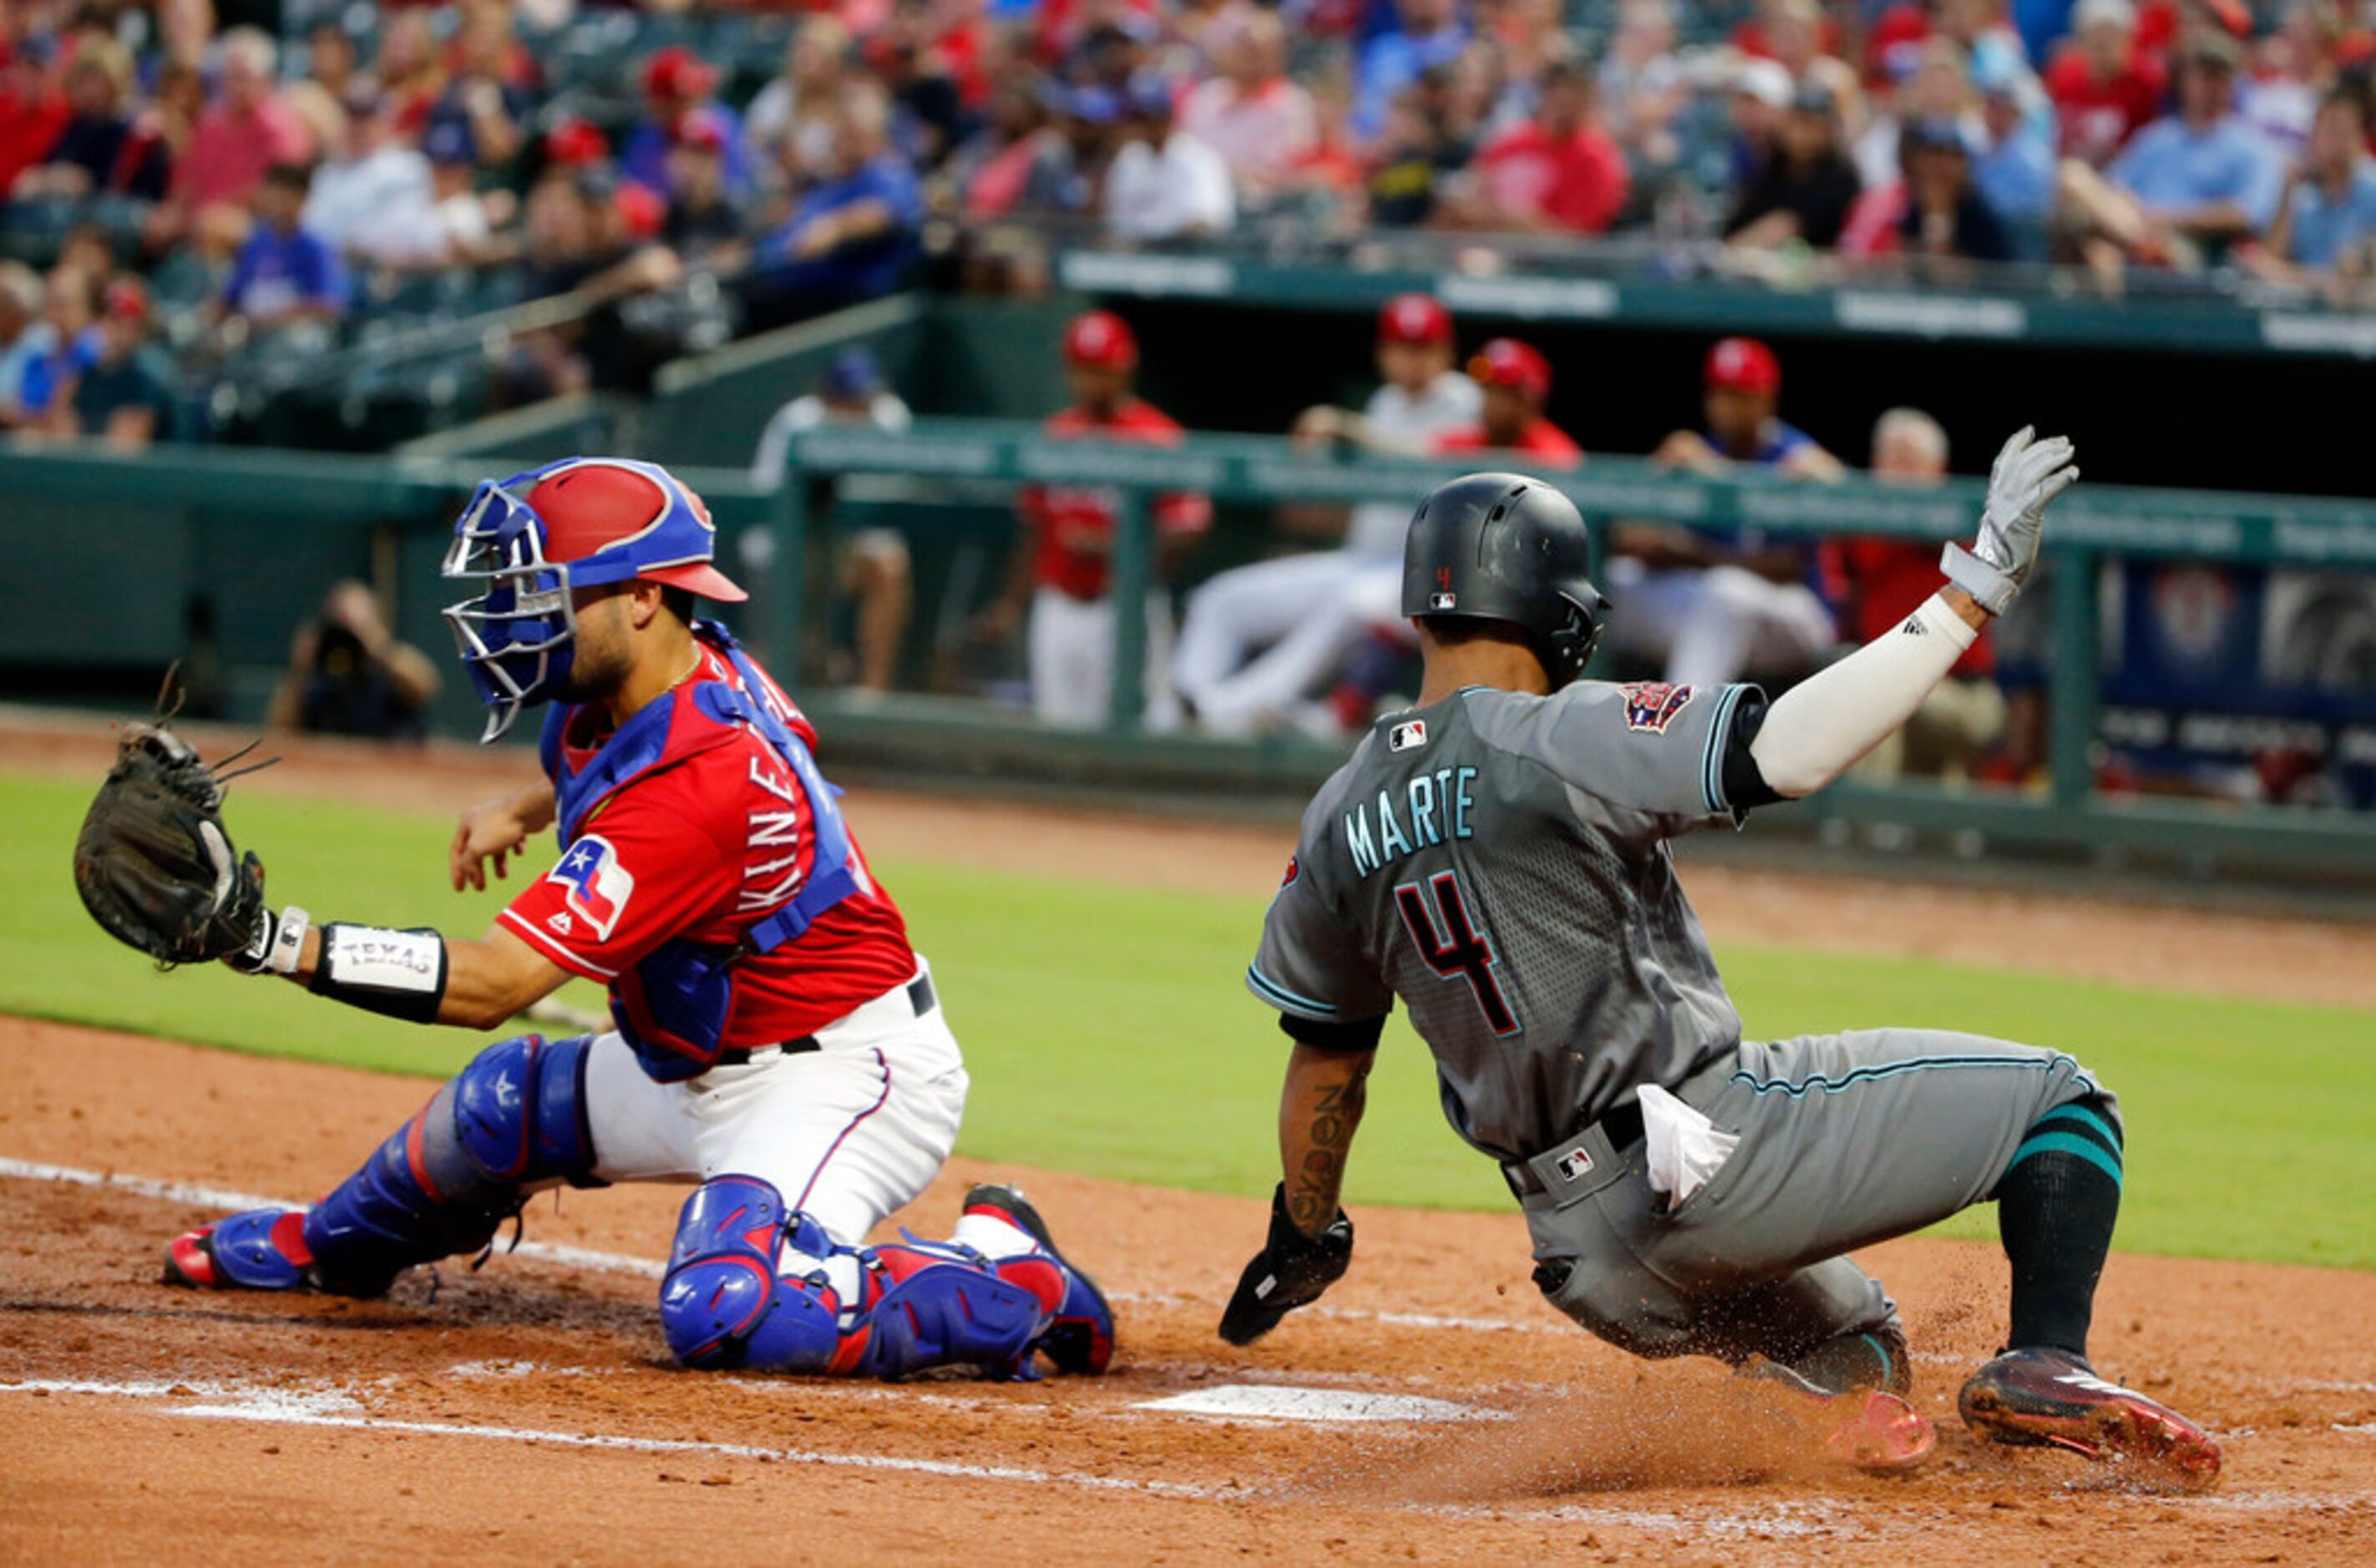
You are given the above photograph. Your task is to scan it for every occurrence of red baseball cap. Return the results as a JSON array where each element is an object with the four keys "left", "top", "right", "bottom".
[
  {"left": 545, "top": 116, "right": 609, "bottom": 167},
  {"left": 1063, "top": 309, "right": 1139, "bottom": 371},
  {"left": 525, "top": 458, "right": 746, "bottom": 603},
  {"left": 1468, "top": 337, "right": 1551, "bottom": 402},
  {"left": 642, "top": 45, "right": 717, "bottom": 102},
  {"left": 1378, "top": 292, "right": 1451, "bottom": 346},
  {"left": 676, "top": 108, "right": 729, "bottom": 154},
  {"left": 1705, "top": 336, "right": 1781, "bottom": 396},
  {"left": 103, "top": 276, "right": 149, "bottom": 323}
]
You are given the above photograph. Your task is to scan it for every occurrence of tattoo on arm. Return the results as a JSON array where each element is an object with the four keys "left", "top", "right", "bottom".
[{"left": 1288, "top": 1071, "right": 1370, "bottom": 1233}]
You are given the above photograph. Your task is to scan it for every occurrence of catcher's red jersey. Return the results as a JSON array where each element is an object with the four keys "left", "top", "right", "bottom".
[
  {"left": 499, "top": 639, "right": 915, "bottom": 1044},
  {"left": 1019, "top": 399, "right": 1213, "bottom": 600}
]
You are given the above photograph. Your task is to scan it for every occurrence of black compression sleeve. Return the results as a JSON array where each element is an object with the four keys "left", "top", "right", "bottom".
[
  {"left": 1720, "top": 690, "right": 1784, "bottom": 812},
  {"left": 1279, "top": 1011, "right": 1387, "bottom": 1054}
]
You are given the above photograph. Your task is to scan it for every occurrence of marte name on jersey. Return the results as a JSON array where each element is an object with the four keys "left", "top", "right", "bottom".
[{"left": 1344, "top": 765, "right": 1479, "bottom": 879}]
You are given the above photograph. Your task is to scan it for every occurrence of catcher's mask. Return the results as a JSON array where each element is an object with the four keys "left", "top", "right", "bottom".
[{"left": 442, "top": 456, "right": 745, "bottom": 742}]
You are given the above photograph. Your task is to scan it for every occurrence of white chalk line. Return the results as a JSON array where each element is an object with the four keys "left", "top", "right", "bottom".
[{"left": 0, "top": 1155, "right": 1554, "bottom": 1336}]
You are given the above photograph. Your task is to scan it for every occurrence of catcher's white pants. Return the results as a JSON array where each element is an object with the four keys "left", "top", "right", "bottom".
[
  {"left": 1604, "top": 561, "right": 1838, "bottom": 687},
  {"left": 1028, "top": 585, "right": 1178, "bottom": 730},
  {"left": 580, "top": 960, "right": 968, "bottom": 1247},
  {"left": 1173, "top": 552, "right": 1395, "bottom": 735}
]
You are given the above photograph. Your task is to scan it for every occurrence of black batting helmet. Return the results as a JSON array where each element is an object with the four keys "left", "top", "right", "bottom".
[{"left": 1401, "top": 472, "right": 1608, "bottom": 688}]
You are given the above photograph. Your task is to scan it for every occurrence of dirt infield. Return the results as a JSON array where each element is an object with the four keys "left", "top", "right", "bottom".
[{"left": 4, "top": 1020, "right": 2375, "bottom": 1565}]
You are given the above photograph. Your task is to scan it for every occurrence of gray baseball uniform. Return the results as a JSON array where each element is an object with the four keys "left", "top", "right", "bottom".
[{"left": 1249, "top": 680, "right": 2112, "bottom": 1365}]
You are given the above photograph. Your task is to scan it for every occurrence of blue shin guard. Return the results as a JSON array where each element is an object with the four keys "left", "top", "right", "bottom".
[
  {"left": 296, "top": 1033, "right": 599, "bottom": 1294},
  {"left": 658, "top": 1175, "right": 1057, "bottom": 1380}
]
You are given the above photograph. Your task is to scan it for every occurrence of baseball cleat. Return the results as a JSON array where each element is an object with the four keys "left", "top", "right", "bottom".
[
  {"left": 962, "top": 1185, "right": 1115, "bottom": 1376},
  {"left": 1959, "top": 1348, "right": 2221, "bottom": 1490},
  {"left": 1739, "top": 1357, "right": 1937, "bottom": 1474},
  {"left": 164, "top": 1209, "right": 314, "bottom": 1292}
]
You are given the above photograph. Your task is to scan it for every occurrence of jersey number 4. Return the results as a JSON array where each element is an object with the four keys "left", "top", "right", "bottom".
[{"left": 1393, "top": 871, "right": 1519, "bottom": 1036}]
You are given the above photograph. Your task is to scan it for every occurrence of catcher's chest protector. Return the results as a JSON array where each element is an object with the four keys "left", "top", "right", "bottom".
[{"left": 540, "top": 625, "right": 860, "bottom": 1081}]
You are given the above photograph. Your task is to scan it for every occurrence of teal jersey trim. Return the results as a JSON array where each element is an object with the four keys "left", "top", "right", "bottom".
[
  {"left": 2029, "top": 1100, "right": 2122, "bottom": 1151},
  {"left": 2009, "top": 1129, "right": 2125, "bottom": 1187},
  {"left": 1246, "top": 962, "right": 1339, "bottom": 1019},
  {"left": 1700, "top": 684, "right": 1747, "bottom": 814}
]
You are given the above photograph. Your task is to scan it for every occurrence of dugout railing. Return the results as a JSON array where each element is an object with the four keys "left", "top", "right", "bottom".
[{"left": 1, "top": 431, "right": 2372, "bottom": 878}]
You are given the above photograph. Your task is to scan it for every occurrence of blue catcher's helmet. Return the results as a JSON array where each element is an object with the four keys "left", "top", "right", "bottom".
[{"left": 441, "top": 457, "right": 747, "bottom": 741}]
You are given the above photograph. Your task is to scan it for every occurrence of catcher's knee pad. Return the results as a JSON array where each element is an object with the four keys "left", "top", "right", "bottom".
[
  {"left": 660, "top": 1176, "right": 844, "bottom": 1372},
  {"left": 301, "top": 1033, "right": 598, "bottom": 1292},
  {"left": 847, "top": 1240, "right": 1054, "bottom": 1382}
]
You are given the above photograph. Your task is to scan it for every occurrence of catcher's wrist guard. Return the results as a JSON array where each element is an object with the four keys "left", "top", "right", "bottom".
[
  {"left": 227, "top": 905, "right": 310, "bottom": 977},
  {"left": 1217, "top": 1182, "right": 1355, "bottom": 1346},
  {"left": 309, "top": 923, "right": 449, "bottom": 1023}
]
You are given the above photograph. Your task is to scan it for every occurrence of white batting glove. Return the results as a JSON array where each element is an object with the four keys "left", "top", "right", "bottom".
[{"left": 1941, "top": 426, "right": 2078, "bottom": 615}]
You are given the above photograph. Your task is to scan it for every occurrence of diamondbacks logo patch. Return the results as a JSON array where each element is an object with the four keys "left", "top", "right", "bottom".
[
  {"left": 1390, "top": 719, "right": 1429, "bottom": 753},
  {"left": 1621, "top": 681, "right": 1695, "bottom": 734},
  {"left": 1279, "top": 855, "right": 1301, "bottom": 891},
  {"left": 549, "top": 835, "right": 635, "bottom": 941}
]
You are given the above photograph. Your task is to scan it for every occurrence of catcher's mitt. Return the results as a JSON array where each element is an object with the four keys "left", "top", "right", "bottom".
[{"left": 73, "top": 692, "right": 273, "bottom": 969}]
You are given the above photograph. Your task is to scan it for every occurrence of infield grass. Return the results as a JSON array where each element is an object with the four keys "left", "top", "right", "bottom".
[{"left": 3, "top": 771, "right": 2368, "bottom": 1269}]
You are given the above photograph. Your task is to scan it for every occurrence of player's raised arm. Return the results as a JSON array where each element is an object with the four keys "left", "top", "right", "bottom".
[
  {"left": 450, "top": 778, "right": 557, "bottom": 891},
  {"left": 1746, "top": 427, "right": 2076, "bottom": 798}
]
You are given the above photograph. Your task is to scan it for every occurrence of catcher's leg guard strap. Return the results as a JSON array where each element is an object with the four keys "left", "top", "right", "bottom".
[
  {"left": 301, "top": 1033, "right": 598, "bottom": 1291},
  {"left": 850, "top": 1241, "right": 1057, "bottom": 1382},
  {"left": 661, "top": 1176, "right": 844, "bottom": 1371}
]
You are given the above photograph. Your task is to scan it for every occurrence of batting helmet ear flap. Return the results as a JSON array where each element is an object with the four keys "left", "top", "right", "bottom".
[{"left": 1541, "top": 580, "right": 1611, "bottom": 690}]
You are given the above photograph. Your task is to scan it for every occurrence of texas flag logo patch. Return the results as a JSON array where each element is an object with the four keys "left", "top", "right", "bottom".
[
  {"left": 549, "top": 835, "right": 635, "bottom": 941},
  {"left": 1621, "top": 682, "right": 1695, "bottom": 735}
]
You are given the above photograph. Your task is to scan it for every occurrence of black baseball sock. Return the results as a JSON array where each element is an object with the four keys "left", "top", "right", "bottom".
[{"left": 1995, "top": 1095, "right": 2124, "bottom": 1358}]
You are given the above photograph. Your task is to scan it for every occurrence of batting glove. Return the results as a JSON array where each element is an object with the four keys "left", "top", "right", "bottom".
[
  {"left": 1218, "top": 1183, "right": 1353, "bottom": 1347},
  {"left": 1941, "top": 426, "right": 2078, "bottom": 615}
]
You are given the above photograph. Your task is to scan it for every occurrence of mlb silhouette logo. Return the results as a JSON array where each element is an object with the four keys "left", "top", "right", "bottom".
[
  {"left": 549, "top": 835, "right": 636, "bottom": 940},
  {"left": 1390, "top": 720, "right": 1428, "bottom": 753},
  {"left": 1554, "top": 1146, "right": 1594, "bottom": 1182},
  {"left": 1429, "top": 591, "right": 1458, "bottom": 611}
]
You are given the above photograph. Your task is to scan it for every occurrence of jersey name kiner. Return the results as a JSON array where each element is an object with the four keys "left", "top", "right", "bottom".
[{"left": 1345, "top": 766, "right": 1479, "bottom": 879}]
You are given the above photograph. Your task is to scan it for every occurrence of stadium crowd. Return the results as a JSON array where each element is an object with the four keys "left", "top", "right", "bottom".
[{"left": 3, "top": 0, "right": 2374, "bottom": 446}]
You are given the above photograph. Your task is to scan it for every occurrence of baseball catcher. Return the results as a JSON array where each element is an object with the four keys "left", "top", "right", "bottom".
[
  {"left": 1223, "top": 432, "right": 2220, "bottom": 1487},
  {"left": 73, "top": 456, "right": 1112, "bottom": 1382}
]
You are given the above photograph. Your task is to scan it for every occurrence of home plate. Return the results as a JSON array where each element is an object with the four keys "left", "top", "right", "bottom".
[{"left": 1135, "top": 1384, "right": 1502, "bottom": 1424}]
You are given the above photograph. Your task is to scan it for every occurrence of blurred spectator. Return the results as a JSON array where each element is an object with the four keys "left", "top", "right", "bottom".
[
  {"left": 662, "top": 113, "right": 750, "bottom": 269},
  {"left": 2044, "top": 0, "right": 2168, "bottom": 167},
  {"left": 217, "top": 163, "right": 346, "bottom": 334},
  {"left": 750, "top": 348, "right": 916, "bottom": 695},
  {"left": 1433, "top": 336, "right": 1582, "bottom": 467},
  {"left": 63, "top": 276, "right": 175, "bottom": 448},
  {"left": 1610, "top": 340, "right": 1842, "bottom": 688},
  {"left": 1842, "top": 117, "right": 2016, "bottom": 261},
  {"left": 1856, "top": 38, "right": 1983, "bottom": 192},
  {"left": 954, "top": 73, "right": 1053, "bottom": 219},
  {"left": 1839, "top": 408, "right": 2007, "bottom": 781},
  {"left": 1449, "top": 58, "right": 1630, "bottom": 233},
  {"left": 1174, "top": 293, "right": 1482, "bottom": 736},
  {"left": 377, "top": 8, "right": 446, "bottom": 138},
  {"left": 626, "top": 45, "right": 753, "bottom": 200},
  {"left": 1011, "top": 83, "right": 1120, "bottom": 221},
  {"left": 0, "top": 262, "right": 48, "bottom": 428},
  {"left": 1973, "top": 57, "right": 2059, "bottom": 230},
  {"left": 2254, "top": 89, "right": 2376, "bottom": 287},
  {"left": 2059, "top": 36, "right": 2284, "bottom": 274},
  {"left": 0, "top": 33, "right": 68, "bottom": 197},
  {"left": 1364, "top": 89, "right": 1464, "bottom": 226},
  {"left": 15, "top": 35, "right": 169, "bottom": 201},
  {"left": 1726, "top": 81, "right": 1864, "bottom": 250},
  {"left": 2243, "top": 0, "right": 2347, "bottom": 155},
  {"left": 16, "top": 266, "right": 100, "bottom": 427},
  {"left": 1353, "top": 0, "right": 1470, "bottom": 144},
  {"left": 1746, "top": 0, "right": 1866, "bottom": 130},
  {"left": 426, "top": 140, "right": 507, "bottom": 268},
  {"left": 421, "top": 7, "right": 528, "bottom": 174},
  {"left": 167, "top": 28, "right": 312, "bottom": 218},
  {"left": 1599, "top": 0, "right": 1690, "bottom": 176},
  {"left": 751, "top": 84, "right": 925, "bottom": 326},
  {"left": 1105, "top": 73, "right": 1234, "bottom": 240},
  {"left": 1729, "top": 58, "right": 1794, "bottom": 188},
  {"left": 268, "top": 580, "right": 441, "bottom": 741},
  {"left": 747, "top": 18, "right": 854, "bottom": 182},
  {"left": 1178, "top": 7, "right": 1320, "bottom": 201},
  {"left": 873, "top": 0, "right": 970, "bottom": 170},
  {"left": 982, "top": 310, "right": 1211, "bottom": 731},
  {"left": 305, "top": 96, "right": 445, "bottom": 269}
]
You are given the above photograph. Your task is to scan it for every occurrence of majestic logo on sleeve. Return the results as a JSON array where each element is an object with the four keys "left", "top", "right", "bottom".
[
  {"left": 548, "top": 835, "right": 636, "bottom": 941},
  {"left": 1620, "top": 681, "right": 1695, "bottom": 735}
]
